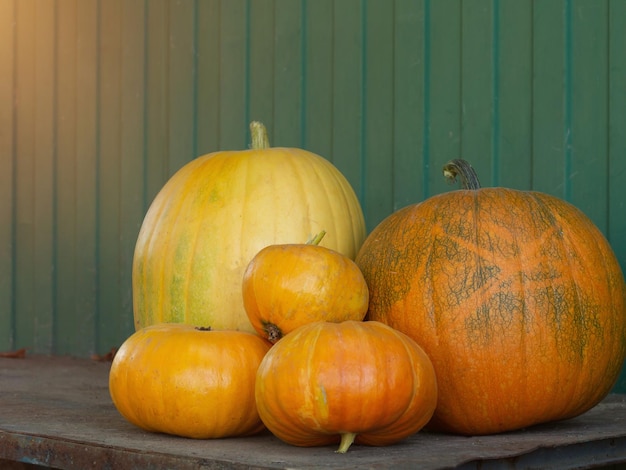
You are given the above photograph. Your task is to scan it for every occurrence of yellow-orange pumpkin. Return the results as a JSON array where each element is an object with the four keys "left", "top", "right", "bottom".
[
  {"left": 109, "top": 324, "right": 270, "bottom": 439},
  {"left": 133, "top": 122, "right": 366, "bottom": 333},
  {"left": 255, "top": 321, "right": 438, "bottom": 452},
  {"left": 355, "top": 159, "right": 626, "bottom": 435},
  {"left": 242, "top": 232, "right": 369, "bottom": 342}
]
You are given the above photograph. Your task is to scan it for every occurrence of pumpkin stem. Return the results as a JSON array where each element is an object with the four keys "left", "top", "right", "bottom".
[
  {"left": 263, "top": 322, "right": 283, "bottom": 344},
  {"left": 250, "top": 121, "right": 270, "bottom": 149},
  {"left": 336, "top": 432, "right": 357, "bottom": 453},
  {"left": 306, "top": 230, "right": 327, "bottom": 246},
  {"left": 442, "top": 159, "right": 481, "bottom": 190}
]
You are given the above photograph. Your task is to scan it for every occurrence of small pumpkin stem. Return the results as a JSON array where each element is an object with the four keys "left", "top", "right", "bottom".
[
  {"left": 306, "top": 230, "right": 327, "bottom": 246},
  {"left": 336, "top": 432, "right": 357, "bottom": 453},
  {"left": 442, "top": 159, "right": 481, "bottom": 190},
  {"left": 250, "top": 121, "right": 270, "bottom": 149},
  {"left": 264, "top": 322, "right": 283, "bottom": 343}
]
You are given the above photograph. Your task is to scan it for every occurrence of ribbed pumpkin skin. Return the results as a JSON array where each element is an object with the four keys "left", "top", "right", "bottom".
[
  {"left": 356, "top": 188, "right": 626, "bottom": 435},
  {"left": 109, "top": 324, "right": 270, "bottom": 439},
  {"left": 133, "top": 148, "right": 366, "bottom": 333},
  {"left": 255, "top": 321, "right": 438, "bottom": 450}
]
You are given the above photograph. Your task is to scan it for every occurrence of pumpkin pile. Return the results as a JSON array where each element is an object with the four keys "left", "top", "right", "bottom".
[{"left": 111, "top": 127, "right": 626, "bottom": 454}]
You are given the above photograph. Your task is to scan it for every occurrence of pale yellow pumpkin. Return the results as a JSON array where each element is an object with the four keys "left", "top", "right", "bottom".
[{"left": 133, "top": 122, "right": 366, "bottom": 332}]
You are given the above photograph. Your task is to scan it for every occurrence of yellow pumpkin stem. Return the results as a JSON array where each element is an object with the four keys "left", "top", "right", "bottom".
[
  {"left": 336, "top": 432, "right": 357, "bottom": 453},
  {"left": 306, "top": 230, "right": 327, "bottom": 246},
  {"left": 250, "top": 121, "right": 270, "bottom": 149},
  {"left": 442, "top": 159, "right": 481, "bottom": 190}
]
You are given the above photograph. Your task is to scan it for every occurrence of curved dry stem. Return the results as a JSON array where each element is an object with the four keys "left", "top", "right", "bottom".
[{"left": 442, "top": 159, "right": 481, "bottom": 190}]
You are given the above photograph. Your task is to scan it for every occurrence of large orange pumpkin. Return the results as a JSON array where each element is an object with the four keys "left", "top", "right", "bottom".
[
  {"left": 109, "top": 324, "right": 270, "bottom": 438},
  {"left": 133, "top": 122, "right": 366, "bottom": 333},
  {"left": 355, "top": 159, "right": 626, "bottom": 435},
  {"left": 255, "top": 321, "right": 438, "bottom": 453}
]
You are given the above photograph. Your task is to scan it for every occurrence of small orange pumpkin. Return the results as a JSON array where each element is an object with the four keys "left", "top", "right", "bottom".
[
  {"left": 356, "top": 159, "right": 626, "bottom": 435},
  {"left": 109, "top": 324, "right": 270, "bottom": 439},
  {"left": 255, "top": 321, "right": 438, "bottom": 452},
  {"left": 242, "top": 231, "right": 369, "bottom": 342}
]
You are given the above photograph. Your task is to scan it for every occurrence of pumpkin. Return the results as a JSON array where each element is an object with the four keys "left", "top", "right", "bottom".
[
  {"left": 109, "top": 324, "right": 270, "bottom": 439},
  {"left": 355, "top": 159, "right": 626, "bottom": 435},
  {"left": 242, "top": 231, "right": 369, "bottom": 342},
  {"left": 255, "top": 320, "right": 438, "bottom": 453},
  {"left": 133, "top": 121, "right": 366, "bottom": 333}
]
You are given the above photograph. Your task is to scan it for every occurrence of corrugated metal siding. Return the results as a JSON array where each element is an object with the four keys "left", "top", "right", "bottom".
[{"left": 1, "top": 0, "right": 625, "bottom": 388}]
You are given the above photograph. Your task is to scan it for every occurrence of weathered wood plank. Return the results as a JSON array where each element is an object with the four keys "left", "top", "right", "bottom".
[{"left": 0, "top": 356, "right": 625, "bottom": 470}]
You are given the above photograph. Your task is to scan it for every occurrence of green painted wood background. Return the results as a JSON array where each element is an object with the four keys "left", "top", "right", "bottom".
[{"left": 1, "top": 0, "right": 625, "bottom": 390}]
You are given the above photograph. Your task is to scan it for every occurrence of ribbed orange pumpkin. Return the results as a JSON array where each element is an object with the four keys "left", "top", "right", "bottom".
[
  {"left": 109, "top": 324, "right": 270, "bottom": 439},
  {"left": 255, "top": 321, "right": 438, "bottom": 453},
  {"left": 355, "top": 159, "right": 626, "bottom": 435},
  {"left": 133, "top": 122, "right": 366, "bottom": 333}
]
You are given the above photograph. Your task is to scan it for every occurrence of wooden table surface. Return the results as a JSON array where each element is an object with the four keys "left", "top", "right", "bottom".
[{"left": 1, "top": 355, "right": 625, "bottom": 470}]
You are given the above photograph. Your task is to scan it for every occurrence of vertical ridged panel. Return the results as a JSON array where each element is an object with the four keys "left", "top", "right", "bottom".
[
  {"left": 460, "top": 0, "right": 495, "bottom": 183},
  {"left": 248, "top": 0, "right": 275, "bottom": 135},
  {"left": 496, "top": 0, "right": 532, "bottom": 189},
  {"left": 73, "top": 0, "right": 99, "bottom": 354},
  {"left": 0, "top": 0, "right": 15, "bottom": 348},
  {"left": 55, "top": 0, "right": 86, "bottom": 354},
  {"left": 302, "top": 0, "right": 333, "bottom": 158},
  {"left": 144, "top": 0, "right": 170, "bottom": 203},
  {"left": 608, "top": 0, "right": 626, "bottom": 391},
  {"left": 532, "top": 1, "right": 569, "bottom": 197},
  {"left": 97, "top": 0, "right": 124, "bottom": 355},
  {"left": 426, "top": 0, "right": 462, "bottom": 197},
  {"left": 168, "top": 0, "right": 197, "bottom": 171},
  {"left": 218, "top": 0, "right": 248, "bottom": 149},
  {"left": 273, "top": 0, "right": 304, "bottom": 146},
  {"left": 114, "top": 0, "right": 147, "bottom": 351},
  {"left": 1, "top": 0, "right": 625, "bottom": 395},
  {"left": 13, "top": 0, "right": 56, "bottom": 352},
  {"left": 195, "top": 0, "right": 222, "bottom": 156},
  {"left": 609, "top": 0, "right": 626, "bottom": 262},
  {"left": 392, "top": 0, "right": 426, "bottom": 208},
  {"left": 569, "top": 0, "right": 609, "bottom": 230},
  {"left": 331, "top": 1, "right": 364, "bottom": 196},
  {"left": 362, "top": 0, "right": 395, "bottom": 225}
]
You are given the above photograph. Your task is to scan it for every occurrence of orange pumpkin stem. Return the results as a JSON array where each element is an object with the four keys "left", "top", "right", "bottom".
[
  {"left": 306, "top": 230, "right": 327, "bottom": 246},
  {"left": 250, "top": 121, "right": 270, "bottom": 149},
  {"left": 336, "top": 432, "right": 357, "bottom": 453},
  {"left": 442, "top": 159, "right": 481, "bottom": 190}
]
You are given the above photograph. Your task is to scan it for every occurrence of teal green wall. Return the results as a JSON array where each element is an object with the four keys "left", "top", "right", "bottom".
[{"left": 1, "top": 0, "right": 625, "bottom": 390}]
